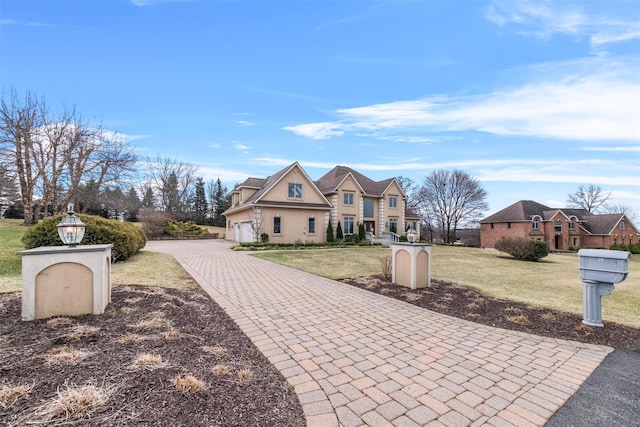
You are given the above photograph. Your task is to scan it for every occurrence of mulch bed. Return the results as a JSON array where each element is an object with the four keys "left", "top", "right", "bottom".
[
  {"left": 341, "top": 275, "right": 640, "bottom": 352},
  {"left": 0, "top": 286, "right": 305, "bottom": 427}
]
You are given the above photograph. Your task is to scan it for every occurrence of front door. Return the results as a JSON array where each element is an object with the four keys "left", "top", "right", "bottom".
[
  {"left": 364, "top": 221, "right": 375, "bottom": 235},
  {"left": 554, "top": 235, "right": 563, "bottom": 251}
]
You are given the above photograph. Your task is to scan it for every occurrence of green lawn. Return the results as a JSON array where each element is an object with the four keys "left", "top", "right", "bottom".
[
  {"left": 0, "top": 219, "right": 197, "bottom": 292},
  {"left": 253, "top": 245, "right": 640, "bottom": 329}
]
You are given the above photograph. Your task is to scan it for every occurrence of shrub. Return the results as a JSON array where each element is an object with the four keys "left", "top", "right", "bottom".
[
  {"left": 336, "top": 222, "right": 343, "bottom": 241},
  {"left": 358, "top": 222, "right": 366, "bottom": 241},
  {"left": 163, "top": 220, "right": 206, "bottom": 236},
  {"left": 494, "top": 237, "right": 549, "bottom": 262},
  {"left": 399, "top": 235, "right": 408, "bottom": 243},
  {"left": 344, "top": 234, "right": 360, "bottom": 243},
  {"left": 326, "top": 222, "right": 334, "bottom": 242},
  {"left": 629, "top": 243, "right": 640, "bottom": 254},
  {"left": 22, "top": 214, "right": 146, "bottom": 262},
  {"left": 138, "top": 209, "right": 170, "bottom": 238},
  {"left": 260, "top": 233, "right": 269, "bottom": 243},
  {"left": 380, "top": 254, "right": 392, "bottom": 280}
]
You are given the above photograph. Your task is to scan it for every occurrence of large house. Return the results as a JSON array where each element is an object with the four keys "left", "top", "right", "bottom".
[
  {"left": 480, "top": 200, "right": 639, "bottom": 251},
  {"left": 223, "top": 162, "right": 419, "bottom": 243}
]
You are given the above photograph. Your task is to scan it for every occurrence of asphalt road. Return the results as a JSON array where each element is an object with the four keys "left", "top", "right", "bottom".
[{"left": 546, "top": 349, "right": 640, "bottom": 427}]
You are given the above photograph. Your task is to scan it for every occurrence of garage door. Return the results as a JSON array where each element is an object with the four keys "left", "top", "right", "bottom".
[{"left": 234, "top": 222, "right": 253, "bottom": 242}]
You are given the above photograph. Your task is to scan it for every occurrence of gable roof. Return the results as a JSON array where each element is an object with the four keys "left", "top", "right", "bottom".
[
  {"left": 315, "top": 166, "right": 404, "bottom": 198},
  {"left": 226, "top": 162, "right": 332, "bottom": 214},
  {"left": 480, "top": 200, "right": 551, "bottom": 223},
  {"left": 581, "top": 214, "right": 627, "bottom": 235}
]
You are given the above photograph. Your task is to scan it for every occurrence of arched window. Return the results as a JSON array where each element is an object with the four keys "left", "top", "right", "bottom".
[
  {"left": 554, "top": 220, "right": 562, "bottom": 233},
  {"left": 532, "top": 216, "right": 540, "bottom": 230},
  {"left": 620, "top": 221, "right": 626, "bottom": 230}
]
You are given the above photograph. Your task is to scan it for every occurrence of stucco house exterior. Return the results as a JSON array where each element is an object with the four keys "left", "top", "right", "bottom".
[
  {"left": 480, "top": 200, "right": 639, "bottom": 251},
  {"left": 223, "top": 162, "right": 419, "bottom": 243}
]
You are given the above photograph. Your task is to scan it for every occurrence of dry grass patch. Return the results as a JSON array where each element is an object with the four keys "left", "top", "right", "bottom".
[
  {"left": 120, "top": 306, "right": 138, "bottom": 314},
  {"left": 46, "top": 317, "right": 73, "bottom": 327},
  {"left": 202, "top": 345, "right": 228, "bottom": 355},
  {"left": 0, "top": 383, "right": 34, "bottom": 408},
  {"left": 211, "top": 364, "right": 232, "bottom": 375},
  {"left": 163, "top": 329, "right": 182, "bottom": 340},
  {"left": 130, "top": 353, "right": 167, "bottom": 371},
  {"left": 575, "top": 323, "right": 594, "bottom": 335},
  {"left": 542, "top": 312, "right": 557, "bottom": 321},
  {"left": 66, "top": 325, "right": 100, "bottom": 341},
  {"left": 401, "top": 292, "right": 422, "bottom": 302},
  {"left": 29, "top": 383, "right": 115, "bottom": 423},
  {"left": 123, "top": 297, "right": 144, "bottom": 304},
  {"left": 131, "top": 311, "right": 172, "bottom": 330},
  {"left": 507, "top": 315, "right": 530, "bottom": 325},
  {"left": 115, "top": 334, "right": 147, "bottom": 344},
  {"left": 43, "top": 346, "right": 92, "bottom": 365},
  {"left": 237, "top": 368, "right": 254, "bottom": 383},
  {"left": 172, "top": 374, "right": 207, "bottom": 394},
  {"left": 379, "top": 288, "right": 392, "bottom": 295},
  {"left": 466, "top": 302, "right": 480, "bottom": 310}
]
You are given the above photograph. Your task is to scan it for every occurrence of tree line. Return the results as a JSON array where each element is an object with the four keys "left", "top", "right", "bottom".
[{"left": 0, "top": 90, "right": 230, "bottom": 226}]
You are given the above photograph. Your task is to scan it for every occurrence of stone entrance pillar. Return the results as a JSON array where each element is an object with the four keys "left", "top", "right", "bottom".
[
  {"left": 391, "top": 243, "right": 432, "bottom": 289},
  {"left": 20, "top": 244, "right": 113, "bottom": 321}
]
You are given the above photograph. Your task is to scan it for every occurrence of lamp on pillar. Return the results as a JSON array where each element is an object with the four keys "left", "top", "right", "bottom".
[
  {"left": 407, "top": 227, "right": 417, "bottom": 244},
  {"left": 57, "top": 204, "right": 85, "bottom": 247}
]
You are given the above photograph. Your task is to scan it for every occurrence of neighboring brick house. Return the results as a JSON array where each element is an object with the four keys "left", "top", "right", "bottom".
[
  {"left": 480, "top": 200, "right": 639, "bottom": 251},
  {"left": 223, "top": 162, "right": 417, "bottom": 243}
]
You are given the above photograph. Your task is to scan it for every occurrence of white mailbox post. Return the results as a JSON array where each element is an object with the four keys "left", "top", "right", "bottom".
[{"left": 578, "top": 249, "right": 630, "bottom": 327}]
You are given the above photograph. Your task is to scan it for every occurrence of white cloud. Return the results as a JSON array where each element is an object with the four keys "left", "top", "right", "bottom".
[
  {"left": 234, "top": 142, "right": 250, "bottom": 151},
  {"left": 485, "top": 0, "right": 640, "bottom": 47},
  {"left": 284, "top": 57, "right": 640, "bottom": 142},
  {"left": 210, "top": 143, "right": 221, "bottom": 149},
  {"left": 236, "top": 120, "right": 256, "bottom": 127},
  {"left": 282, "top": 122, "right": 345, "bottom": 140}
]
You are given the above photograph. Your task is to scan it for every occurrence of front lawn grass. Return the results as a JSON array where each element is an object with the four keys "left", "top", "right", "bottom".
[
  {"left": 253, "top": 245, "right": 640, "bottom": 329},
  {"left": 0, "top": 219, "right": 197, "bottom": 292}
]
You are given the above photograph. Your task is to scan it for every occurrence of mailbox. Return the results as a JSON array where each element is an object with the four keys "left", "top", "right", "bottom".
[
  {"left": 578, "top": 249, "right": 629, "bottom": 284},
  {"left": 578, "top": 249, "right": 631, "bottom": 327}
]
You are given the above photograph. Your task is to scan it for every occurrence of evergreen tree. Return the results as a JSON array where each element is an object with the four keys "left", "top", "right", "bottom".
[
  {"left": 326, "top": 221, "right": 334, "bottom": 242},
  {"left": 164, "top": 172, "right": 180, "bottom": 216},
  {"left": 193, "top": 177, "right": 208, "bottom": 224},
  {"left": 141, "top": 186, "right": 155, "bottom": 208},
  {"left": 213, "top": 178, "right": 230, "bottom": 227},
  {"left": 336, "top": 221, "right": 343, "bottom": 240},
  {"left": 358, "top": 222, "right": 366, "bottom": 240},
  {"left": 124, "top": 187, "right": 141, "bottom": 221}
]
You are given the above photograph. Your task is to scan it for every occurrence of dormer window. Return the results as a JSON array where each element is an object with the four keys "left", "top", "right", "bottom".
[
  {"left": 288, "top": 183, "right": 302, "bottom": 199},
  {"left": 532, "top": 217, "right": 540, "bottom": 230}
]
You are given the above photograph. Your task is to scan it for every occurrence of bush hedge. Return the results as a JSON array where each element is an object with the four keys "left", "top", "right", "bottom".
[
  {"left": 163, "top": 219, "right": 207, "bottom": 236},
  {"left": 22, "top": 214, "right": 146, "bottom": 262},
  {"left": 494, "top": 237, "right": 549, "bottom": 261},
  {"left": 611, "top": 243, "right": 640, "bottom": 254}
]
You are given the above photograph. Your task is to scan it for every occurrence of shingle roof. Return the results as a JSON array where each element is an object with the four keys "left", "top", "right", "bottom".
[
  {"left": 480, "top": 200, "right": 551, "bottom": 223},
  {"left": 315, "top": 166, "right": 397, "bottom": 197},
  {"left": 581, "top": 214, "right": 625, "bottom": 235}
]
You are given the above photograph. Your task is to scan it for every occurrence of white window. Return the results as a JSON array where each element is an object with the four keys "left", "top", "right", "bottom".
[
  {"left": 288, "top": 183, "right": 302, "bottom": 198},
  {"left": 343, "top": 192, "right": 354, "bottom": 205},
  {"left": 344, "top": 217, "right": 354, "bottom": 234},
  {"left": 389, "top": 218, "right": 398, "bottom": 233},
  {"left": 308, "top": 217, "right": 315, "bottom": 234},
  {"left": 532, "top": 218, "right": 539, "bottom": 230},
  {"left": 274, "top": 217, "right": 281, "bottom": 234},
  {"left": 389, "top": 197, "right": 398, "bottom": 208},
  {"left": 620, "top": 221, "right": 626, "bottom": 230}
]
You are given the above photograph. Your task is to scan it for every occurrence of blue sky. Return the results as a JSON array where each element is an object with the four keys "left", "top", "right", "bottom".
[{"left": 1, "top": 0, "right": 639, "bottom": 216}]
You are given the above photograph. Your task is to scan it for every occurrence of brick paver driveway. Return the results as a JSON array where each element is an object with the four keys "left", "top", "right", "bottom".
[{"left": 145, "top": 240, "right": 612, "bottom": 427}]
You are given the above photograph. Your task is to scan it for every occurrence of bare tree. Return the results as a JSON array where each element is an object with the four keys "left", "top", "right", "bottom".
[
  {"left": 602, "top": 203, "right": 637, "bottom": 223},
  {"left": 566, "top": 184, "right": 611, "bottom": 213},
  {"left": 395, "top": 176, "right": 419, "bottom": 210},
  {"left": 0, "top": 90, "right": 45, "bottom": 224},
  {"left": 417, "top": 169, "right": 488, "bottom": 244},
  {"left": 143, "top": 155, "right": 198, "bottom": 214},
  {"left": 1, "top": 89, "right": 138, "bottom": 224}
]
